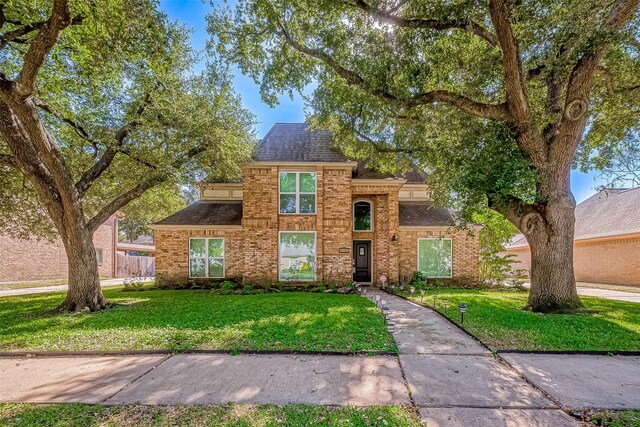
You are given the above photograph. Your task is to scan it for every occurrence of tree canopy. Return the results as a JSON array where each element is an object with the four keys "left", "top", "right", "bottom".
[
  {"left": 208, "top": 0, "right": 639, "bottom": 216},
  {"left": 0, "top": 0, "right": 256, "bottom": 239}
]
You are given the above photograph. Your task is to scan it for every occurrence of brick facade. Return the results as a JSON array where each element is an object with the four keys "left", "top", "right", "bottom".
[
  {"left": 398, "top": 227, "right": 480, "bottom": 285},
  {"left": 0, "top": 216, "right": 117, "bottom": 283},
  {"left": 508, "top": 236, "right": 640, "bottom": 286},
  {"left": 155, "top": 165, "right": 481, "bottom": 285}
]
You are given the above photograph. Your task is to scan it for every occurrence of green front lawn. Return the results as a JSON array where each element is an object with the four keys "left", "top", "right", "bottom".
[
  {"left": 0, "top": 289, "right": 395, "bottom": 352},
  {"left": 0, "top": 404, "right": 421, "bottom": 427},
  {"left": 407, "top": 289, "right": 640, "bottom": 351}
]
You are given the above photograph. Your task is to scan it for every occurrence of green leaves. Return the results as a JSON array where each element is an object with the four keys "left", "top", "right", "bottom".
[{"left": 1, "top": 0, "right": 256, "bottom": 237}]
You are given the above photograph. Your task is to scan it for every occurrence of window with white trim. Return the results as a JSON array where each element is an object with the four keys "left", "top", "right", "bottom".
[
  {"left": 279, "top": 172, "right": 316, "bottom": 214},
  {"left": 279, "top": 232, "right": 316, "bottom": 281},
  {"left": 418, "top": 238, "right": 452, "bottom": 278},
  {"left": 353, "top": 201, "right": 373, "bottom": 231},
  {"left": 189, "top": 238, "right": 225, "bottom": 278}
]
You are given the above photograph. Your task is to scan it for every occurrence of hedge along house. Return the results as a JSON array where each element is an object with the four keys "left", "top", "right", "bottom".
[{"left": 152, "top": 123, "right": 480, "bottom": 285}]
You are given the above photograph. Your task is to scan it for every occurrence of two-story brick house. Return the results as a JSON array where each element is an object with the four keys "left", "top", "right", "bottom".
[{"left": 152, "top": 123, "right": 480, "bottom": 285}]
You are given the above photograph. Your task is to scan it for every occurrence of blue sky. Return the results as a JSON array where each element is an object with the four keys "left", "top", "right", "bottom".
[{"left": 159, "top": 0, "right": 605, "bottom": 203}]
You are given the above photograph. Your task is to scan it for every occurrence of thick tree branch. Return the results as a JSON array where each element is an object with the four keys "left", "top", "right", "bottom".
[
  {"left": 347, "top": 0, "right": 499, "bottom": 47},
  {"left": 488, "top": 0, "right": 530, "bottom": 124},
  {"left": 75, "top": 91, "right": 155, "bottom": 196},
  {"left": 555, "top": 0, "right": 640, "bottom": 160},
  {"left": 87, "top": 173, "right": 167, "bottom": 232},
  {"left": 0, "top": 21, "right": 46, "bottom": 51},
  {"left": 15, "top": 0, "right": 73, "bottom": 96},
  {"left": 280, "top": 25, "right": 511, "bottom": 121}
]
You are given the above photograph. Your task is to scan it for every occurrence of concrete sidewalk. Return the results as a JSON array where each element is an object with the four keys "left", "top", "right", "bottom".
[
  {"left": 0, "top": 278, "right": 153, "bottom": 298},
  {"left": 0, "top": 354, "right": 410, "bottom": 406}
]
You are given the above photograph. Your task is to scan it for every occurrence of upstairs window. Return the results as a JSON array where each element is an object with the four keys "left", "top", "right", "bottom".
[
  {"left": 418, "top": 238, "right": 452, "bottom": 278},
  {"left": 189, "top": 238, "right": 225, "bottom": 278},
  {"left": 353, "top": 201, "right": 373, "bottom": 231},
  {"left": 279, "top": 172, "right": 316, "bottom": 214}
]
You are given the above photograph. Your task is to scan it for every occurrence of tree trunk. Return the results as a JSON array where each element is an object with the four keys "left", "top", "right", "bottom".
[
  {"left": 57, "top": 224, "right": 109, "bottom": 312},
  {"left": 521, "top": 196, "right": 582, "bottom": 312}
]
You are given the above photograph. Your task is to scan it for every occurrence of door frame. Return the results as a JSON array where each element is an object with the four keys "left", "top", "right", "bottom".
[{"left": 352, "top": 239, "right": 373, "bottom": 284}]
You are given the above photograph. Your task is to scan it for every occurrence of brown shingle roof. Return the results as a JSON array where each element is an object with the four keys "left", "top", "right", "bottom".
[
  {"left": 507, "top": 187, "right": 640, "bottom": 248},
  {"left": 399, "top": 201, "right": 455, "bottom": 226},
  {"left": 254, "top": 123, "right": 350, "bottom": 162},
  {"left": 574, "top": 187, "right": 640, "bottom": 239},
  {"left": 154, "top": 201, "right": 242, "bottom": 226},
  {"left": 255, "top": 123, "right": 426, "bottom": 183}
]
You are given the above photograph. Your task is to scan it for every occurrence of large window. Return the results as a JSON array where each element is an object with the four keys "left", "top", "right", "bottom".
[
  {"left": 418, "top": 238, "right": 452, "bottom": 278},
  {"left": 353, "top": 201, "right": 373, "bottom": 231},
  {"left": 279, "top": 232, "right": 316, "bottom": 281},
  {"left": 189, "top": 238, "right": 225, "bottom": 278},
  {"left": 279, "top": 172, "right": 316, "bottom": 214}
]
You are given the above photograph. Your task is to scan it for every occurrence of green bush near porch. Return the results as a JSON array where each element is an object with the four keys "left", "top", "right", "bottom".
[
  {"left": 406, "top": 289, "right": 640, "bottom": 351},
  {"left": 0, "top": 289, "right": 395, "bottom": 353}
]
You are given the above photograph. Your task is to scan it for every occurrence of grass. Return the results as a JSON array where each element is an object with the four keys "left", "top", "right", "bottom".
[
  {"left": 0, "top": 288, "right": 395, "bottom": 352},
  {"left": 406, "top": 289, "right": 640, "bottom": 351},
  {"left": 590, "top": 410, "right": 640, "bottom": 427},
  {"left": 0, "top": 403, "right": 421, "bottom": 427}
]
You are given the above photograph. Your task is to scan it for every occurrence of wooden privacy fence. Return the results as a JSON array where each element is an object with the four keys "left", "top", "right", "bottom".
[{"left": 116, "top": 254, "right": 155, "bottom": 278}]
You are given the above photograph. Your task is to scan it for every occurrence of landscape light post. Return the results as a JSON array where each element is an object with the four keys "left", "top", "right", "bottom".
[{"left": 459, "top": 304, "right": 467, "bottom": 324}]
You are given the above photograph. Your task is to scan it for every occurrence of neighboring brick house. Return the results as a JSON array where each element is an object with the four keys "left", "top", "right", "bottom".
[
  {"left": 152, "top": 123, "right": 480, "bottom": 285},
  {"left": 0, "top": 215, "right": 118, "bottom": 283},
  {"left": 505, "top": 187, "right": 640, "bottom": 286}
]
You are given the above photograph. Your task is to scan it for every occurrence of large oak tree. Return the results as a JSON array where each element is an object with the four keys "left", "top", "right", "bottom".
[
  {"left": 0, "top": 0, "right": 256, "bottom": 311},
  {"left": 209, "top": 0, "right": 640, "bottom": 312}
]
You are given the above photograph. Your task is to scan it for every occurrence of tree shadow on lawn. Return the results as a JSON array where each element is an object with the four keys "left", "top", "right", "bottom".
[
  {"left": 0, "top": 290, "right": 394, "bottom": 352},
  {"left": 418, "top": 290, "right": 640, "bottom": 351}
]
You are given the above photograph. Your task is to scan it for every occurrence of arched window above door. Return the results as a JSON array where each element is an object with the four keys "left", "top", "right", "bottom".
[{"left": 353, "top": 201, "right": 373, "bottom": 231}]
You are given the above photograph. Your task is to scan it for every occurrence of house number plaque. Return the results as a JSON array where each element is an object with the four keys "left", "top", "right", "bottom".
[{"left": 339, "top": 247, "right": 349, "bottom": 253}]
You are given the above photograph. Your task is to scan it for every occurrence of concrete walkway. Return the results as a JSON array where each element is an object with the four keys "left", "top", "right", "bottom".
[
  {"left": 0, "top": 278, "right": 153, "bottom": 298},
  {"left": 364, "top": 290, "right": 580, "bottom": 426}
]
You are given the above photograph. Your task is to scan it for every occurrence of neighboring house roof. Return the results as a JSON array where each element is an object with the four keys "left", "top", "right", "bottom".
[
  {"left": 575, "top": 187, "right": 640, "bottom": 239},
  {"left": 153, "top": 201, "right": 242, "bottom": 226},
  {"left": 254, "top": 123, "right": 426, "bottom": 183},
  {"left": 399, "top": 201, "right": 455, "bottom": 227},
  {"left": 506, "top": 187, "right": 640, "bottom": 249}
]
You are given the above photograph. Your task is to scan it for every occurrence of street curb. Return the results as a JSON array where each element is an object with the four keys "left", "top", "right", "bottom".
[
  {"left": 497, "top": 349, "right": 640, "bottom": 356},
  {"left": 0, "top": 349, "right": 398, "bottom": 358}
]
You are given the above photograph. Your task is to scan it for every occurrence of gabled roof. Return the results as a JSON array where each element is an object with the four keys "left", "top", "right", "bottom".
[
  {"left": 254, "top": 123, "right": 350, "bottom": 162},
  {"left": 153, "top": 201, "right": 242, "bottom": 226},
  {"left": 507, "top": 187, "right": 640, "bottom": 248},
  {"left": 574, "top": 187, "right": 640, "bottom": 239},
  {"left": 399, "top": 201, "right": 455, "bottom": 227},
  {"left": 254, "top": 123, "right": 426, "bottom": 183}
]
